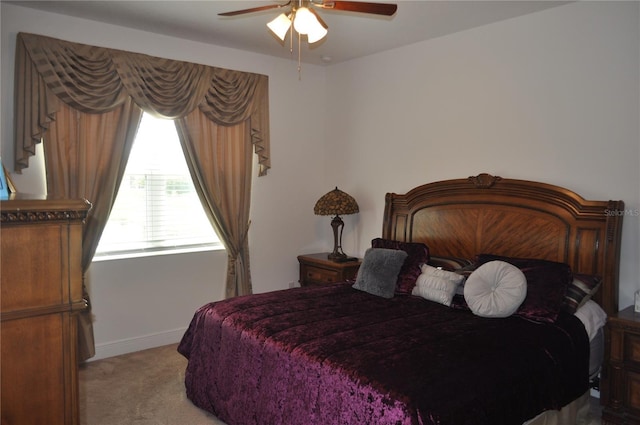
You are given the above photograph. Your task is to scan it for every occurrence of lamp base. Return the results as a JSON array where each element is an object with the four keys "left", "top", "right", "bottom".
[
  {"left": 327, "top": 251, "right": 347, "bottom": 261},
  {"left": 328, "top": 215, "right": 349, "bottom": 261}
]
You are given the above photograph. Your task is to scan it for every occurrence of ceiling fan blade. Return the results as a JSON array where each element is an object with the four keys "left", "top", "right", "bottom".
[
  {"left": 218, "top": 2, "right": 290, "bottom": 17},
  {"left": 318, "top": 1, "right": 397, "bottom": 16}
]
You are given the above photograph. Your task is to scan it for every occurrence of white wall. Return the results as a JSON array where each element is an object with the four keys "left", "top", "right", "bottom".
[
  {"left": 1, "top": 3, "right": 329, "bottom": 360},
  {"left": 325, "top": 1, "right": 640, "bottom": 309},
  {"left": 2, "top": 1, "right": 638, "bottom": 360}
]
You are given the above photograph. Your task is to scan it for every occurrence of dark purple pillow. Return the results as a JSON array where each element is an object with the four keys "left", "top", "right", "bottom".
[
  {"left": 475, "top": 254, "right": 569, "bottom": 271},
  {"left": 475, "top": 254, "right": 573, "bottom": 323},
  {"left": 427, "top": 255, "right": 475, "bottom": 271},
  {"left": 563, "top": 273, "right": 602, "bottom": 314},
  {"left": 371, "top": 238, "right": 429, "bottom": 294}
]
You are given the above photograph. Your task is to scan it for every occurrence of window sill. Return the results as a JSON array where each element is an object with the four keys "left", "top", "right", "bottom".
[{"left": 92, "top": 244, "right": 225, "bottom": 262}]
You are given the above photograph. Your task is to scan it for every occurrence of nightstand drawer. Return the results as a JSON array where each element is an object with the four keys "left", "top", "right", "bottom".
[
  {"left": 304, "top": 266, "right": 340, "bottom": 284},
  {"left": 626, "top": 334, "right": 640, "bottom": 367},
  {"left": 628, "top": 370, "right": 640, "bottom": 411},
  {"left": 603, "top": 306, "right": 640, "bottom": 424},
  {"left": 297, "top": 253, "right": 361, "bottom": 287}
]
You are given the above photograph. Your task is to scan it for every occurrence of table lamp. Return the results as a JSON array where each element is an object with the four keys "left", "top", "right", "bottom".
[{"left": 314, "top": 187, "right": 359, "bottom": 261}]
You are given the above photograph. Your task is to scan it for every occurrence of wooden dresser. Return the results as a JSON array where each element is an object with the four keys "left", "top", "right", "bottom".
[
  {"left": 1, "top": 196, "right": 90, "bottom": 425},
  {"left": 602, "top": 305, "right": 640, "bottom": 424}
]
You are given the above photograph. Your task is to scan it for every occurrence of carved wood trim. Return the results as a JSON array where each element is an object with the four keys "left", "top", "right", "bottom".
[
  {"left": 1, "top": 198, "right": 90, "bottom": 223},
  {"left": 1, "top": 209, "right": 88, "bottom": 223},
  {"left": 468, "top": 173, "right": 502, "bottom": 188}
]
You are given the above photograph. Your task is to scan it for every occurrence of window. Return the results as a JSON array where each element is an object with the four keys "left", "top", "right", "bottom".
[{"left": 94, "top": 113, "right": 222, "bottom": 260}]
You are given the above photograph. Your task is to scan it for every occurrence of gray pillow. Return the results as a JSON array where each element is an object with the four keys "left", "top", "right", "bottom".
[{"left": 352, "top": 248, "right": 408, "bottom": 298}]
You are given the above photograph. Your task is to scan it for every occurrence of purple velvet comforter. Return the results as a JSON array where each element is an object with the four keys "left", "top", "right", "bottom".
[{"left": 178, "top": 283, "right": 589, "bottom": 425}]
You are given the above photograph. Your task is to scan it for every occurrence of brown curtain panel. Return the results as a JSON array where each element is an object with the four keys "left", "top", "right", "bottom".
[
  {"left": 176, "top": 112, "right": 253, "bottom": 297},
  {"left": 13, "top": 32, "right": 270, "bottom": 360},
  {"left": 43, "top": 99, "right": 143, "bottom": 360}
]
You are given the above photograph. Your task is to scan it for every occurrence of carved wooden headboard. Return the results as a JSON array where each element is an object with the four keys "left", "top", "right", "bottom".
[{"left": 382, "top": 173, "right": 624, "bottom": 315}]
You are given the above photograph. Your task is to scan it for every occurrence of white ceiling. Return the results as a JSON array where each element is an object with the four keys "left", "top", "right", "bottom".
[{"left": 7, "top": 1, "right": 569, "bottom": 65}]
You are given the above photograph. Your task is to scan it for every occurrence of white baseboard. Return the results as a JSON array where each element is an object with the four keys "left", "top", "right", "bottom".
[{"left": 88, "top": 327, "right": 187, "bottom": 362}]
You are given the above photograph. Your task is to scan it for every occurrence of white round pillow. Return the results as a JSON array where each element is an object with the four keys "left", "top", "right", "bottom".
[{"left": 464, "top": 260, "right": 527, "bottom": 318}]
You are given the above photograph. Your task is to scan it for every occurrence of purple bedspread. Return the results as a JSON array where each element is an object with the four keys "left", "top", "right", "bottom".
[{"left": 178, "top": 283, "right": 589, "bottom": 425}]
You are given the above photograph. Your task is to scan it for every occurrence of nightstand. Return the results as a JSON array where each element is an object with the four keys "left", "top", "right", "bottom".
[
  {"left": 602, "top": 305, "right": 640, "bottom": 424},
  {"left": 297, "top": 253, "right": 361, "bottom": 286}
]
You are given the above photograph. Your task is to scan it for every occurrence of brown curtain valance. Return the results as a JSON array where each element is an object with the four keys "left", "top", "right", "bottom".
[{"left": 14, "top": 32, "right": 270, "bottom": 175}]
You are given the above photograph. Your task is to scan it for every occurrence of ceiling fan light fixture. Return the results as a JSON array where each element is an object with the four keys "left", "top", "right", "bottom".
[
  {"left": 306, "top": 23, "right": 328, "bottom": 43},
  {"left": 267, "top": 13, "right": 292, "bottom": 41},
  {"left": 292, "top": 7, "right": 316, "bottom": 35},
  {"left": 293, "top": 7, "right": 327, "bottom": 43}
]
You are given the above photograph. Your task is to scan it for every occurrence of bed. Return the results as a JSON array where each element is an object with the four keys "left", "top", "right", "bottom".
[{"left": 178, "top": 173, "right": 624, "bottom": 425}]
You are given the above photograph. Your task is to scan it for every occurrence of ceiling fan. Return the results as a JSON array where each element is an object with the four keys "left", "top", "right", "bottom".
[
  {"left": 219, "top": 1, "right": 398, "bottom": 18},
  {"left": 219, "top": 1, "right": 397, "bottom": 44},
  {"left": 219, "top": 1, "right": 397, "bottom": 77}
]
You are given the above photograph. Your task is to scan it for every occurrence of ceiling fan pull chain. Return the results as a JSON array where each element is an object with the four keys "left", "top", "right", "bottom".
[
  {"left": 298, "top": 31, "right": 302, "bottom": 80},
  {"left": 289, "top": 18, "right": 294, "bottom": 57}
]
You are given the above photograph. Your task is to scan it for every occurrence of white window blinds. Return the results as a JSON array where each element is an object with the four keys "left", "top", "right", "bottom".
[{"left": 95, "top": 113, "right": 221, "bottom": 260}]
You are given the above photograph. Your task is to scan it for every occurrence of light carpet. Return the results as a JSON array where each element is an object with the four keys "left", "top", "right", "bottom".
[{"left": 79, "top": 343, "right": 225, "bottom": 425}]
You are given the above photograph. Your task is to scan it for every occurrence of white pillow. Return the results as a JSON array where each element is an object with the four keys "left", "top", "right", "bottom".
[
  {"left": 412, "top": 275, "right": 459, "bottom": 306},
  {"left": 574, "top": 300, "right": 607, "bottom": 341},
  {"left": 464, "top": 260, "right": 527, "bottom": 318},
  {"left": 420, "top": 263, "right": 465, "bottom": 284},
  {"left": 412, "top": 264, "right": 464, "bottom": 306}
]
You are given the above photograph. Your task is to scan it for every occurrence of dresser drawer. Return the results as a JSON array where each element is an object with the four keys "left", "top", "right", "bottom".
[
  {"left": 1, "top": 314, "right": 67, "bottom": 424},
  {"left": 1, "top": 224, "right": 67, "bottom": 312}
]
